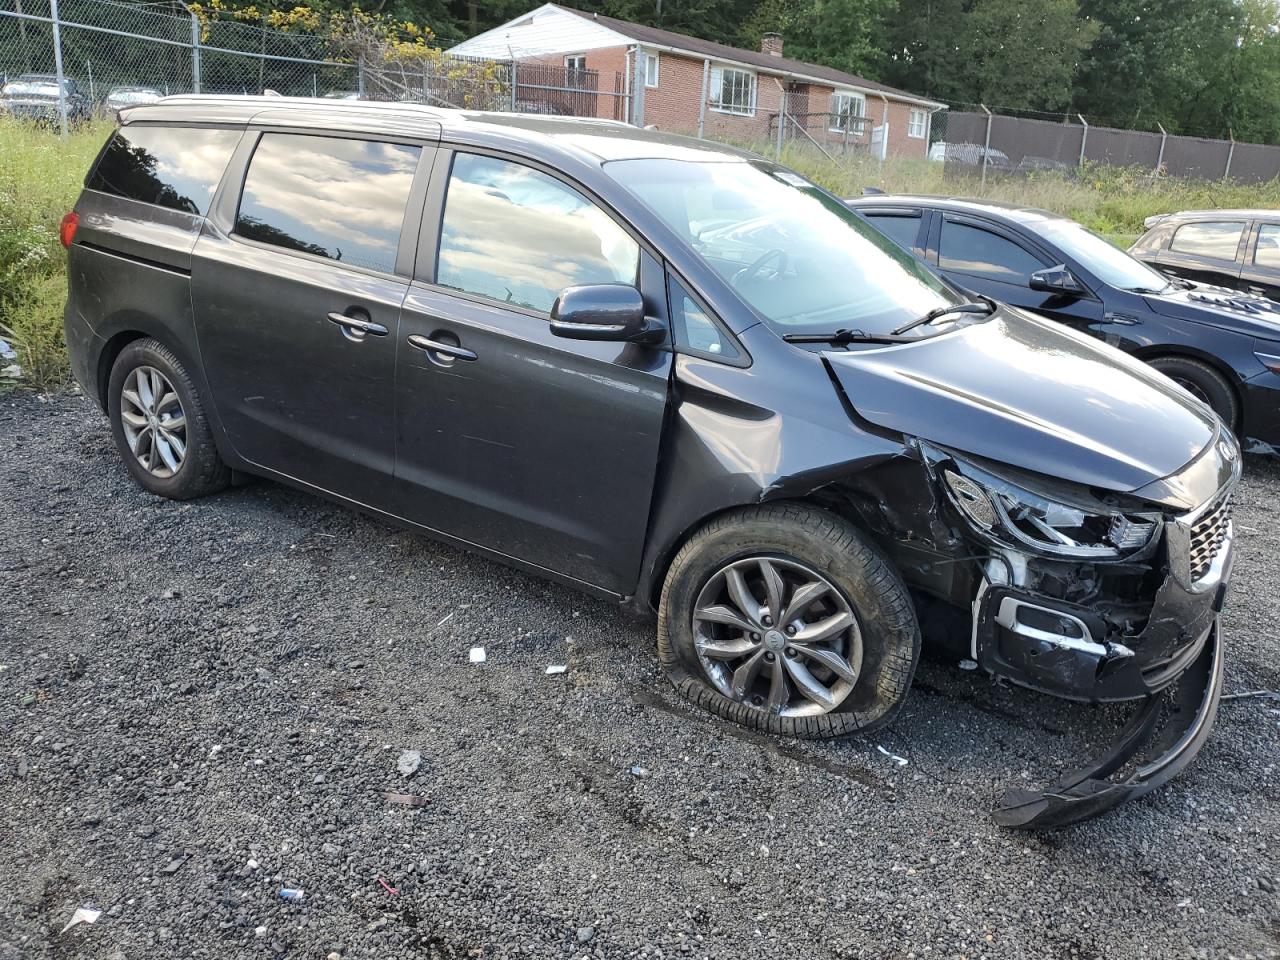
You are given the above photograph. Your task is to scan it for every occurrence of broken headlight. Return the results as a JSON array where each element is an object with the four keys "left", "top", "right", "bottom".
[{"left": 941, "top": 463, "right": 1161, "bottom": 560}]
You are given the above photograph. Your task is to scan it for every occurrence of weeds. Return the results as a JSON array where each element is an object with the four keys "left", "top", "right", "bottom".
[{"left": 1, "top": 118, "right": 1278, "bottom": 393}]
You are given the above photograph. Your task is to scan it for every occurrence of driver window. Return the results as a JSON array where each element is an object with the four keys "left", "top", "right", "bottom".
[
  {"left": 939, "top": 219, "right": 1046, "bottom": 284},
  {"left": 436, "top": 153, "right": 639, "bottom": 314}
]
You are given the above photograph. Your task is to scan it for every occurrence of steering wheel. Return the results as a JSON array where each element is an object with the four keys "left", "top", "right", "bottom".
[{"left": 732, "top": 248, "right": 789, "bottom": 287}]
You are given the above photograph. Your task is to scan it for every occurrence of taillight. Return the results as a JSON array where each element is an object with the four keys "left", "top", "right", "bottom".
[{"left": 59, "top": 211, "right": 79, "bottom": 249}]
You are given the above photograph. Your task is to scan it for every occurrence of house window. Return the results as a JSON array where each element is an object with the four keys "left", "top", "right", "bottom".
[
  {"left": 908, "top": 108, "right": 928, "bottom": 138},
  {"left": 644, "top": 52, "right": 659, "bottom": 88},
  {"left": 709, "top": 66, "right": 755, "bottom": 116},
  {"left": 565, "top": 54, "right": 587, "bottom": 74},
  {"left": 830, "top": 92, "right": 866, "bottom": 133}
]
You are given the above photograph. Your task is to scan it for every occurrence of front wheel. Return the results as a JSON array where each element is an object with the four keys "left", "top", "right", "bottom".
[
  {"left": 657, "top": 504, "right": 920, "bottom": 739},
  {"left": 1147, "top": 356, "right": 1239, "bottom": 430}
]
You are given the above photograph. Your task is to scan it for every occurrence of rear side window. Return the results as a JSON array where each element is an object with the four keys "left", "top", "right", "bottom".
[
  {"left": 1254, "top": 224, "right": 1280, "bottom": 269},
  {"left": 1170, "top": 221, "right": 1244, "bottom": 261},
  {"left": 939, "top": 219, "right": 1045, "bottom": 283},
  {"left": 87, "top": 125, "right": 239, "bottom": 215},
  {"left": 436, "top": 153, "right": 639, "bottom": 314},
  {"left": 863, "top": 212, "right": 922, "bottom": 252},
  {"left": 236, "top": 133, "right": 420, "bottom": 274}
]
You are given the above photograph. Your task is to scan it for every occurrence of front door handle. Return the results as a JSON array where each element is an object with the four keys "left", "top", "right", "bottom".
[
  {"left": 327, "top": 312, "right": 389, "bottom": 338},
  {"left": 407, "top": 335, "right": 477, "bottom": 362}
]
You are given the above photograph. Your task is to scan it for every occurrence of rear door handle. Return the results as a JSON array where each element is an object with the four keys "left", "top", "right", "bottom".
[
  {"left": 327, "top": 312, "right": 389, "bottom": 338},
  {"left": 407, "top": 335, "right": 477, "bottom": 362}
]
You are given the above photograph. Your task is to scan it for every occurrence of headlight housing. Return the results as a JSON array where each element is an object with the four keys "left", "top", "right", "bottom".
[{"left": 938, "top": 459, "right": 1161, "bottom": 560}]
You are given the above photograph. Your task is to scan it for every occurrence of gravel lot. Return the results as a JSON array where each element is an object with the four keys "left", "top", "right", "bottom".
[{"left": 2, "top": 389, "right": 1278, "bottom": 960}]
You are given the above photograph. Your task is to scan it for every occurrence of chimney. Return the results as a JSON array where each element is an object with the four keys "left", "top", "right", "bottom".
[{"left": 761, "top": 32, "right": 783, "bottom": 57}]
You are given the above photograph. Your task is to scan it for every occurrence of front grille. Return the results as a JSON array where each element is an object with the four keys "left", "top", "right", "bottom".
[{"left": 1188, "top": 494, "right": 1231, "bottom": 581}]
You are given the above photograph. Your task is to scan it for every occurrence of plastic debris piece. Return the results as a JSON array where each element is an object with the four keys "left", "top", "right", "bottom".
[
  {"left": 377, "top": 877, "right": 399, "bottom": 895},
  {"left": 0, "top": 337, "right": 15, "bottom": 360},
  {"left": 545, "top": 664, "right": 568, "bottom": 675},
  {"left": 160, "top": 855, "right": 187, "bottom": 874},
  {"left": 278, "top": 888, "right": 304, "bottom": 901},
  {"left": 383, "top": 791, "right": 430, "bottom": 807},
  {"left": 396, "top": 749, "right": 422, "bottom": 778},
  {"left": 876, "top": 745, "right": 909, "bottom": 767},
  {"left": 469, "top": 646, "right": 486, "bottom": 664},
  {"left": 959, "top": 659, "right": 979, "bottom": 671},
  {"left": 436, "top": 612, "right": 455, "bottom": 628},
  {"left": 1221, "top": 689, "right": 1280, "bottom": 702},
  {"left": 60, "top": 905, "right": 102, "bottom": 934},
  {"left": 628, "top": 765, "right": 649, "bottom": 778},
  {"left": 254, "top": 925, "right": 268, "bottom": 938}
]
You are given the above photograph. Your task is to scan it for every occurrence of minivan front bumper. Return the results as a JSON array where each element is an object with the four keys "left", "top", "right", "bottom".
[{"left": 992, "top": 617, "right": 1224, "bottom": 830}]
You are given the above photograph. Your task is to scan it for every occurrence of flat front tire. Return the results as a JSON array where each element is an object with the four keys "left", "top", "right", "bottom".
[
  {"left": 657, "top": 503, "right": 920, "bottom": 739},
  {"left": 107, "top": 338, "right": 229, "bottom": 500}
]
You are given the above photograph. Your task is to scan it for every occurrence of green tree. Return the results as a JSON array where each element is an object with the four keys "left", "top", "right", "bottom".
[{"left": 739, "top": 0, "right": 895, "bottom": 78}]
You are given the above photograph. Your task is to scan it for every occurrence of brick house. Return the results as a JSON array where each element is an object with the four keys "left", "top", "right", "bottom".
[{"left": 449, "top": 3, "right": 945, "bottom": 158}]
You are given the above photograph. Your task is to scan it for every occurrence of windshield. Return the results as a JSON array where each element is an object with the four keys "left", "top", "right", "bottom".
[
  {"left": 2, "top": 80, "right": 62, "bottom": 98},
  {"left": 604, "top": 157, "right": 961, "bottom": 336},
  {"left": 1038, "top": 220, "right": 1172, "bottom": 293}
]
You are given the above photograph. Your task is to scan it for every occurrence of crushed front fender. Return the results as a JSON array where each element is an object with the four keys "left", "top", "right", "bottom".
[{"left": 993, "top": 618, "right": 1224, "bottom": 830}]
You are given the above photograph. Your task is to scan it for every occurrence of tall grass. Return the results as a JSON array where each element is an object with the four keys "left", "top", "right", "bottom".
[
  {"left": 1, "top": 118, "right": 1279, "bottom": 392},
  {"left": 0, "top": 118, "right": 111, "bottom": 391}
]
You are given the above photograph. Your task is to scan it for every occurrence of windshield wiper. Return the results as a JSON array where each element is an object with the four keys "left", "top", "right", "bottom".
[
  {"left": 890, "top": 299, "right": 993, "bottom": 336},
  {"left": 781, "top": 328, "right": 921, "bottom": 345}
]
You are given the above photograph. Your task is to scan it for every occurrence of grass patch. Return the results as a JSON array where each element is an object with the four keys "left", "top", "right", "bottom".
[
  {"left": 0, "top": 118, "right": 111, "bottom": 391},
  {"left": 1, "top": 119, "right": 1279, "bottom": 392}
]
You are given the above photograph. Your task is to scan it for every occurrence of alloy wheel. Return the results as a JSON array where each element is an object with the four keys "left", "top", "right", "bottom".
[
  {"left": 120, "top": 366, "right": 187, "bottom": 479},
  {"left": 691, "top": 556, "right": 863, "bottom": 717},
  {"left": 1171, "top": 376, "right": 1211, "bottom": 408}
]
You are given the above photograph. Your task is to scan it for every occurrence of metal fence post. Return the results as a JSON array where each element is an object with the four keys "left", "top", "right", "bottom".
[
  {"left": 48, "top": 0, "right": 69, "bottom": 135},
  {"left": 980, "top": 103, "right": 992, "bottom": 186},
  {"left": 774, "top": 81, "right": 785, "bottom": 160},
  {"left": 1077, "top": 114, "right": 1089, "bottom": 168},
  {"left": 190, "top": 14, "right": 202, "bottom": 93},
  {"left": 1155, "top": 122, "right": 1167, "bottom": 175},
  {"left": 697, "top": 59, "right": 708, "bottom": 139},
  {"left": 1224, "top": 130, "right": 1235, "bottom": 182},
  {"left": 510, "top": 59, "right": 517, "bottom": 111}
]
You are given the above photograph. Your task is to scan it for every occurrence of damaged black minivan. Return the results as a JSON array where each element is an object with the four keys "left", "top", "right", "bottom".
[{"left": 63, "top": 99, "right": 1238, "bottom": 829}]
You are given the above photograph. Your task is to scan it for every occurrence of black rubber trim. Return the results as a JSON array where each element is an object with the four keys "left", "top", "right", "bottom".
[
  {"left": 992, "top": 618, "right": 1223, "bottom": 830},
  {"left": 78, "top": 240, "right": 192, "bottom": 277}
]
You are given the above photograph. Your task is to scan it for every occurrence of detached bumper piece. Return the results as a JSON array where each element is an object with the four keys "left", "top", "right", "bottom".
[{"left": 993, "top": 619, "right": 1224, "bottom": 830}]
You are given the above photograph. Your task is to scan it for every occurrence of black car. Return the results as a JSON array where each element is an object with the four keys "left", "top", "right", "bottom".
[
  {"left": 0, "top": 73, "right": 91, "bottom": 124},
  {"left": 1130, "top": 208, "right": 1280, "bottom": 303},
  {"left": 63, "top": 99, "right": 1240, "bottom": 828},
  {"left": 848, "top": 195, "right": 1280, "bottom": 457}
]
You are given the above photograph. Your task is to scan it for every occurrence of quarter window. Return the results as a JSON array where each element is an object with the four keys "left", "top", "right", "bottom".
[
  {"left": 235, "top": 133, "right": 419, "bottom": 274},
  {"left": 908, "top": 108, "right": 928, "bottom": 138},
  {"left": 709, "top": 66, "right": 755, "bottom": 116},
  {"left": 1255, "top": 224, "right": 1280, "bottom": 269},
  {"left": 830, "top": 92, "right": 866, "bottom": 133},
  {"left": 436, "top": 153, "right": 639, "bottom": 314},
  {"left": 1170, "top": 221, "right": 1244, "bottom": 261},
  {"left": 668, "top": 275, "right": 739, "bottom": 360},
  {"left": 87, "top": 125, "right": 240, "bottom": 215},
  {"left": 939, "top": 220, "right": 1046, "bottom": 283}
]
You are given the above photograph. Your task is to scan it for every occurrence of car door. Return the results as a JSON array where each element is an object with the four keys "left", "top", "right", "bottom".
[
  {"left": 931, "top": 213, "right": 1104, "bottom": 333},
  {"left": 393, "top": 148, "right": 673, "bottom": 595},
  {"left": 1238, "top": 221, "right": 1280, "bottom": 303},
  {"left": 1155, "top": 219, "right": 1247, "bottom": 289},
  {"left": 192, "top": 128, "right": 435, "bottom": 504}
]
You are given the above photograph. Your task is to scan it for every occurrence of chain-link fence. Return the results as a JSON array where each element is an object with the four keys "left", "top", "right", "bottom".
[{"left": 940, "top": 108, "right": 1280, "bottom": 185}]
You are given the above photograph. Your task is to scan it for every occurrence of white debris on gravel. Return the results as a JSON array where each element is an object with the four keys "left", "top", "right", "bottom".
[
  {"left": 468, "top": 646, "right": 486, "bottom": 663},
  {"left": 876, "top": 745, "right": 909, "bottom": 767},
  {"left": 59, "top": 905, "right": 101, "bottom": 934},
  {"left": 545, "top": 664, "right": 568, "bottom": 675},
  {"left": 396, "top": 750, "right": 422, "bottom": 778}
]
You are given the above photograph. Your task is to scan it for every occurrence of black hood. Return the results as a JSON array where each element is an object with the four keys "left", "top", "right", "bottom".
[
  {"left": 1143, "top": 285, "right": 1280, "bottom": 339},
  {"left": 825, "top": 308, "right": 1217, "bottom": 494}
]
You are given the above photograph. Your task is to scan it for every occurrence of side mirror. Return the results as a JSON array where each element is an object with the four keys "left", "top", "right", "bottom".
[
  {"left": 549, "top": 284, "right": 664, "bottom": 344},
  {"left": 1029, "top": 265, "right": 1084, "bottom": 296}
]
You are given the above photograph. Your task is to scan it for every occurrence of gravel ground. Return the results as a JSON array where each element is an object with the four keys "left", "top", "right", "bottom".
[{"left": 2, "top": 389, "right": 1278, "bottom": 960}]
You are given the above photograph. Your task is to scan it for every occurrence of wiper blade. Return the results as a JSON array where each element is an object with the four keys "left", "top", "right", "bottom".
[
  {"left": 890, "top": 299, "right": 993, "bottom": 336},
  {"left": 782, "top": 328, "right": 920, "bottom": 345}
]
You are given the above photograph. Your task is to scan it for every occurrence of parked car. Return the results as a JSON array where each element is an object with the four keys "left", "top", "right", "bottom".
[
  {"left": 928, "top": 141, "right": 1012, "bottom": 172},
  {"left": 1015, "top": 155, "right": 1072, "bottom": 176},
  {"left": 847, "top": 195, "right": 1280, "bottom": 457},
  {"left": 103, "top": 85, "right": 163, "bottom": 116},
  {"left": 63, "top": 99, "right": 1239, "bottom": 829},
  {"left": 0, "top": 73, "right": 91, "bottom": 124},
  {"left": 1130, "top": 209, "right": 1280, "bottom": 303}
]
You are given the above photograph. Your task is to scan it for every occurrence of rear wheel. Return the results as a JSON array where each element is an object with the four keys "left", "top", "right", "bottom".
[
  {"left": 1148, "top": 356, "right": 1238, "bottom": 430},
  {"left": 107, "top": 338, "right": 230, "bottom": 500},
  {"left": 657, "top": 503, "right": 920, "bottom": 739}
]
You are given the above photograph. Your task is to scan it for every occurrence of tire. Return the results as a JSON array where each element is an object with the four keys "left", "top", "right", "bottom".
[
  {"left": 1148, "top": 356, "right": 1239, "bottom": 430},
  {"left": 657, "top": 503, "right": 921, "bottom": 740},
  {"left": 107, "top": 338, "right": 230, "bottom": 500}
]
